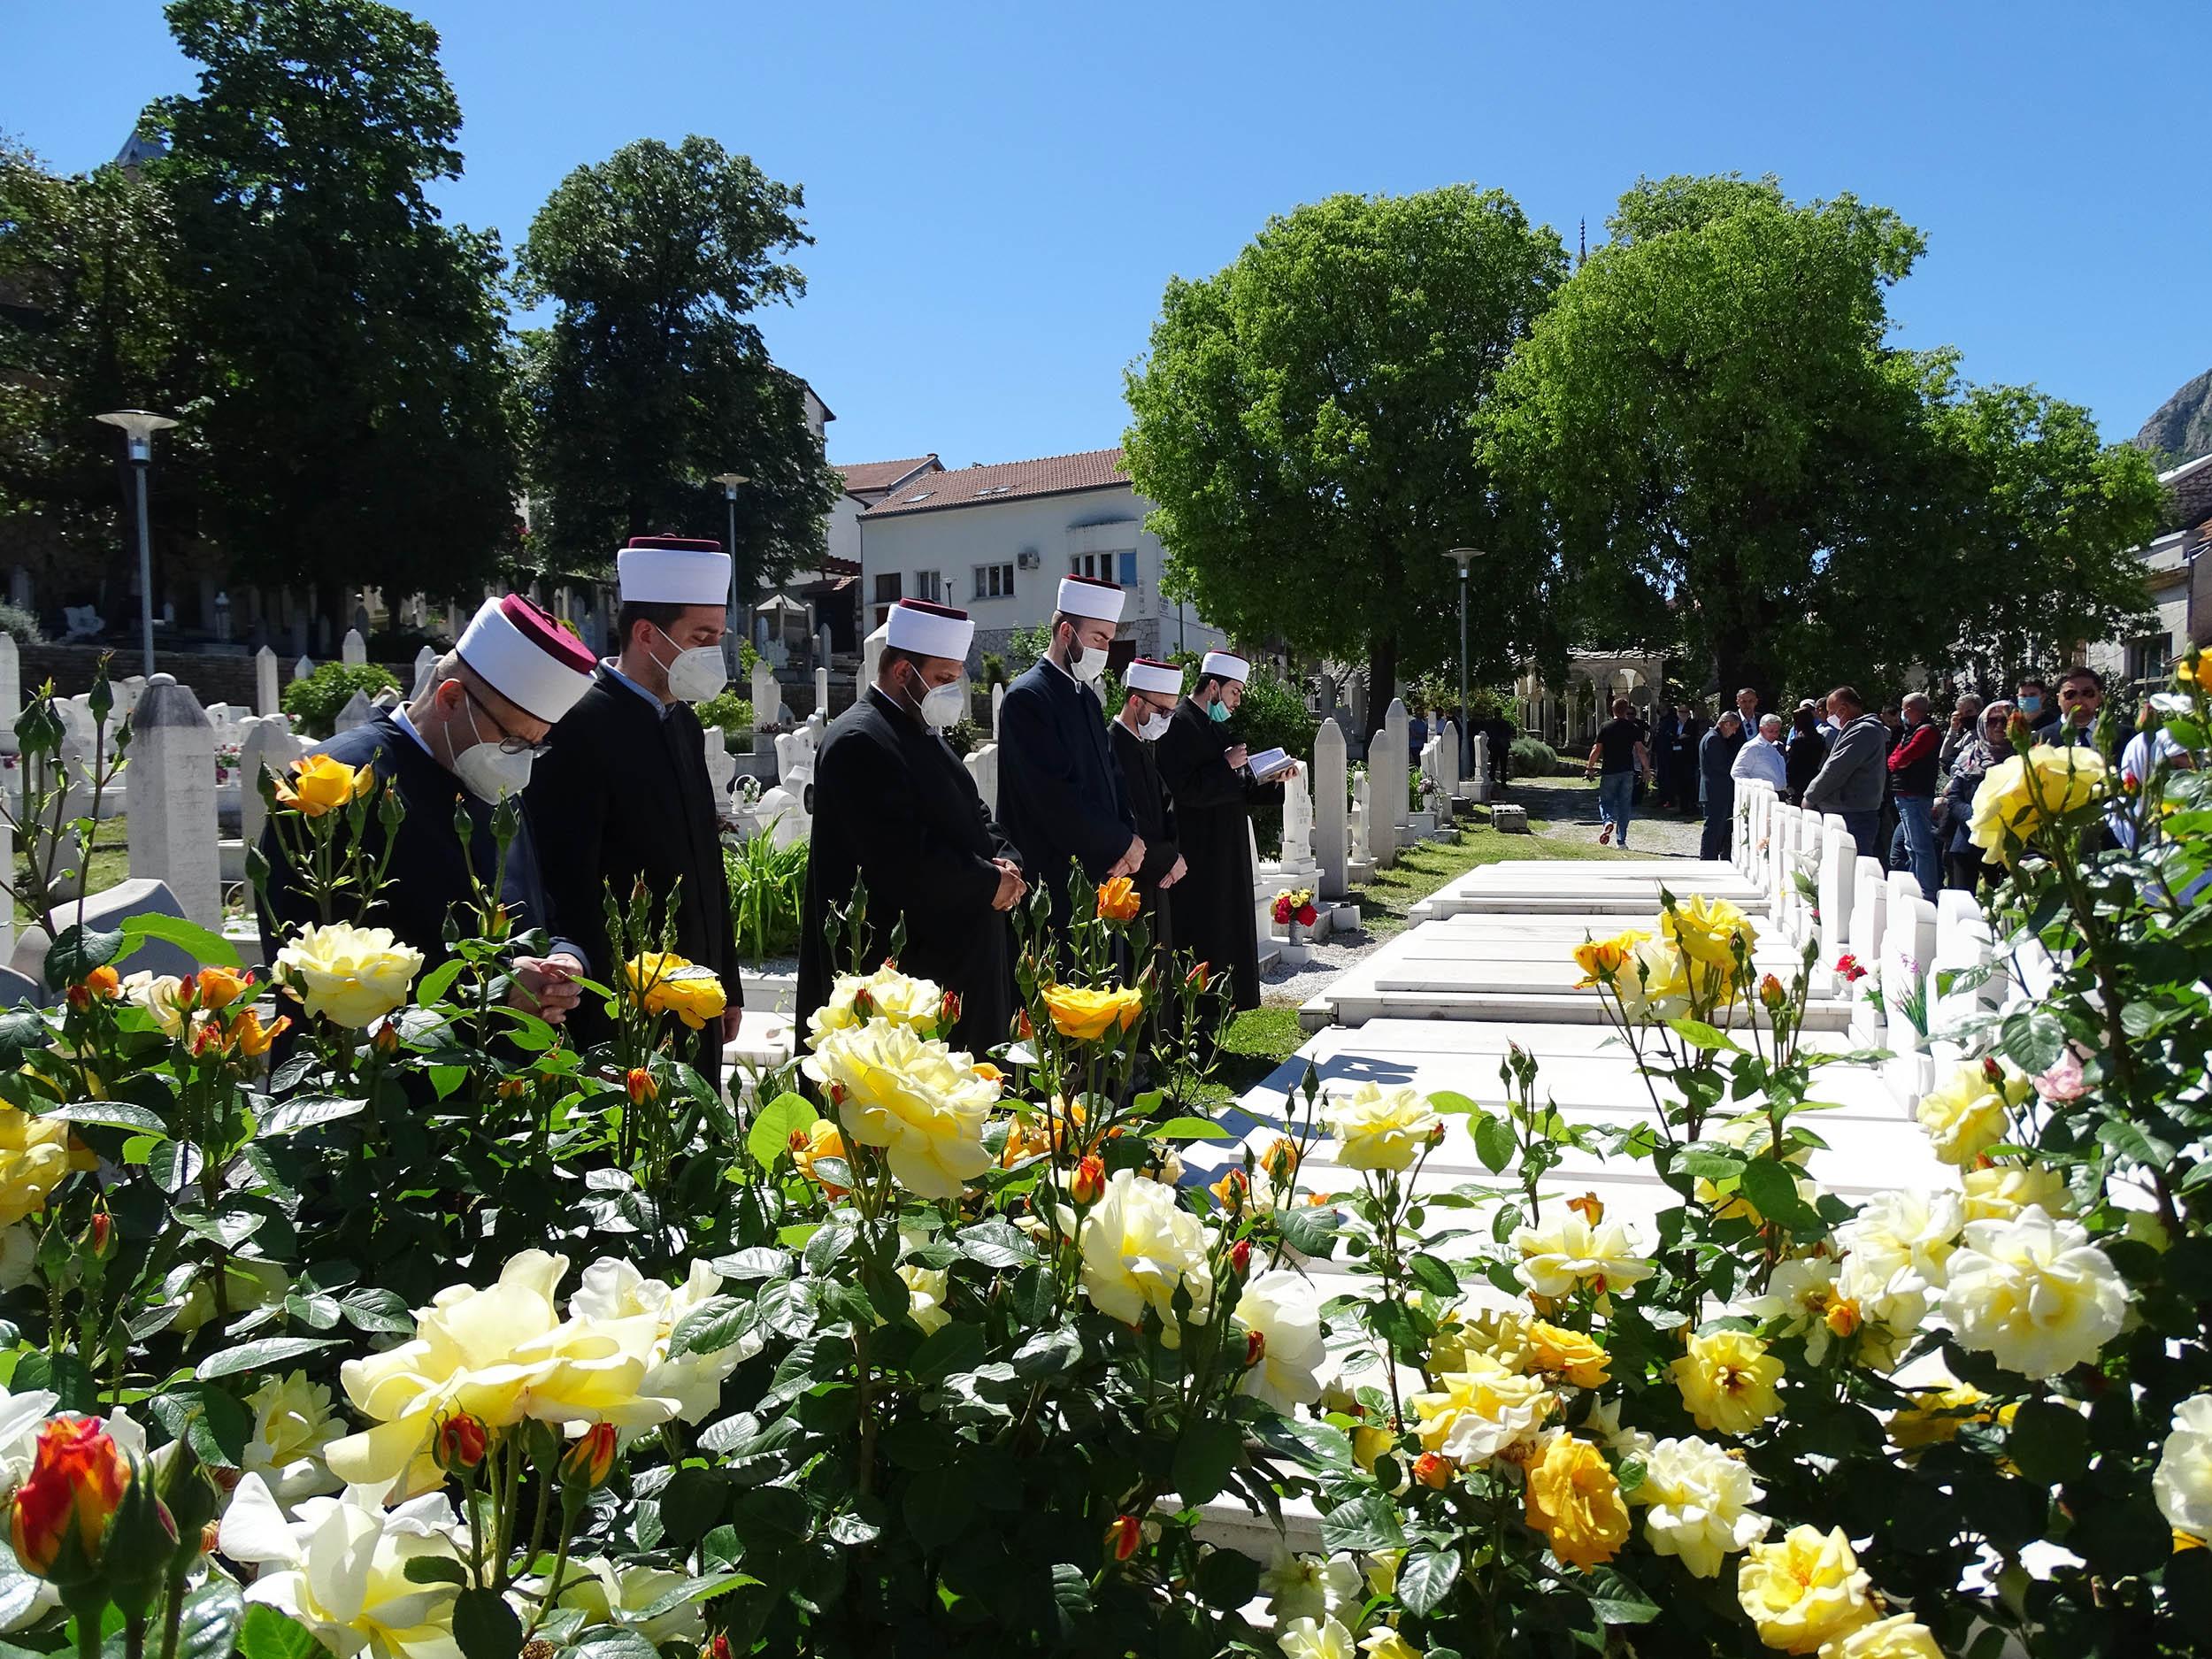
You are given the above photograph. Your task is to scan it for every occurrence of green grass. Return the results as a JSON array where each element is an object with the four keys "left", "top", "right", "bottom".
[
  {"left": 1187, "top": 1004, "right": 1308, "bottom": 1114},
  {"left": 17, "top": 816, "right": 131, "bottom": 901}
]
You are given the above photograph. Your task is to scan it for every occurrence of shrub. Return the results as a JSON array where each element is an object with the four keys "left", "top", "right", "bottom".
[
  {"left": 1510, "top": 733, "right": 1560, "bottom": 775},
  {"left": 724, "top": 828, "right": 806, "bottom": 963},
  {"left": 280, "top": 660, "right": 399, "bottom": 737},
  {"left": 0, "top": 602, "right": 46, "bottom": 645},
  {"left": 695, "top": 689, "right": 756, "bottom": 735},
  {"left": 979, "top": 651, "right": 1009, "bottom": 687}
]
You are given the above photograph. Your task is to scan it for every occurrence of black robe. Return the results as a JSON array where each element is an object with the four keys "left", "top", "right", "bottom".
[
  {"left": 523, "top": 668, "right": 739, "bottom": 1083},
  {"left": 255, "top": 715, "right": 582, "bottom": 982},
  {"left": 995, "top": 661, "right": 1134, "bottom": 930},
  {"left": 796, "top": 687, "right": 1020, "bottom": 1054},
  {"left": 1107, "top": 718, "right": 1179, "bottom": 962},
  {"left": 1152, "top": 699, "right": 1284, "bottom": 1011}
]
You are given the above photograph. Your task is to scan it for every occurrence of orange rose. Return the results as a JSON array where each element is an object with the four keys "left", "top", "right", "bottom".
[
  {"left": 1096, "top": 877, "right": 1141, "bottom": 923},
  {"left": 9, "top": 1417, "right": 131, "bottom": 1582}
]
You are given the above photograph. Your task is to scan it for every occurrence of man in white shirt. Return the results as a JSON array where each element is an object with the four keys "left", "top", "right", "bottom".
[{"left": 1732, "top": 712, "right": 1788, "bottom": 792}]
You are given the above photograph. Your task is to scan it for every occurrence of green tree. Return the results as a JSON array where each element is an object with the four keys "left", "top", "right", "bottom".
[
  {"left": 149, "top": 0, "right": 518, "bottom": 615},
  {"left": 514, "top": 136, "right": 841, "bottom": 592},
  {"left": 1123, "top": 187, "right": 1569, "bottom": 744},
  {"left": 0, "top": 139, "right": 191, "bottom": 580},
  {"left": 1483, "top": 173, "right": 1939, "bottom": 703}
]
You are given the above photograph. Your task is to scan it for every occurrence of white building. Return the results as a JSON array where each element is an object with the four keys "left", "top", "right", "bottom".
[
  {"left": 856, "top": 448, "right": 1227, "bottom": 671},
  {"left": 2088, "top": 451, "right": 2212, "bottom": 691}
]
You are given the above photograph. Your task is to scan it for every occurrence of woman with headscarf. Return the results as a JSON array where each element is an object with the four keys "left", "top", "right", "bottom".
[{"left": 1942, "top": 699, "right": 2014, "bottom": 892}]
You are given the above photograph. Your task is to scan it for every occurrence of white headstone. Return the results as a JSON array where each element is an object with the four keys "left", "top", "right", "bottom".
[
  {"left": 749, "top": 660, "right": 777, "bottom": 733},
  {"left": 1313, "top": 718, "right": 1348, "bottom": 896},
  {"left": 126, "top": 675, "right": 220, "bottom": 928},
  {"left": 964, "top": 741, "right": 999, "bottom": 815},
  {"left": 813, "top": 665, "right": 829, "bottom": 719},
  {"left": 238, "top": 715, "right": 303, "bottom": 853},
  {"left": 253, "top": 646, "right": 280, "bottom": 718},
  {"left": 862, "top": 623, "right": 887, "bottom": 688},
  {"left": 342, "top": 628, "right": 368, "bottom": 666},
  {"left": 1816, "top": 812, "right": 1854, "bottom": 964},
  {"left": 991, "top": 682, "right": 1005, "bottom": 737},
  {"left": 1372, "top": 699, "right": 1409, "bottom": 863},
  {"left": 1437, "top": 719, "right": 1460, "bottom": 804},
  {"left": 334, "top": 690, "right": 375, "bottom": 733},
  {"left": 292, "top": 655, "right": 314, "bottom": 682},
  {"left": 1280, "top": 756, "right": 1314, "bottom": 869},
  {"left": 702, "top": 725, "right": 737, "bottom": 806},
  {"left": 411, "top": 646, "right": 439, "bottom": 699},
  {"left": 1471, "top": 731, "right": 1491, "bottom": 804},
  {"left": 0, "top": 633, "right": 17, "bottom": 756}
]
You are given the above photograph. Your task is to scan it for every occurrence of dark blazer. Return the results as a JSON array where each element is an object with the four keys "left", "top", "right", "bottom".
[
  {"left": 796, "top": 688, "right": 1020, "bottom": 1054},
  {"left": 255, "top": 714, "right": 580, "bottom": 978},
  {"left": 524, "top": 668, "right": 739, "bottom": 1077},
  {"left": 995, "top": 660, "right": 1134, "bottom": 924},
  {"left": 1153, "top": 698, "right": 1283, "bottom": 1011},
  {"left": 1108, "top": 718, "right": 1180, "bottom": 957}
]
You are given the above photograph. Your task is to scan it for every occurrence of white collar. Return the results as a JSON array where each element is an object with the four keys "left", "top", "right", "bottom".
[{"left": 392, "top": 706, "right": 439, "bottom": 762}]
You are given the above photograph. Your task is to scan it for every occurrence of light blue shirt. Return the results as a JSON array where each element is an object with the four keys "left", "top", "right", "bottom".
[{"left": 598, "top": 657, "right": 670, "bottom": 716}]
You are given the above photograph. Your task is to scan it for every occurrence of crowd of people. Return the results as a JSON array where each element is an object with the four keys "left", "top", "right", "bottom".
[{"left": 1570, "top": 663, "right": 2185, "bottom": 897}]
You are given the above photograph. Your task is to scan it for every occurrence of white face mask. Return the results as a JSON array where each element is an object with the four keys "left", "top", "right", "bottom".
[
  {"left": 655, "top": 626, "right": 727, "bottom": 703},
  {"left": 1138, "top": 711, "right": 1171, "bottom": 741},
  {"left": 447, "top": 703, "right": 535, "bottom": 800},
  {"left": 1071, "top": 645, "right": 1109, "bottom": 683},
  {"left": 919, "top": 680, "right": 965, "bottom": 729}
]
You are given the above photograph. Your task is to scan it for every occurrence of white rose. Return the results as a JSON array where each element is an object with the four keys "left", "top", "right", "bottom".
[
  {"left": 1939, "top": 1207, "right": 2127, "bottom": 1379},
  {"left": 1836, "top": 1187, "right": 1962, "bottom": 1295},
  {"left": 273, "top": 921, "right": 424, "bottom": 1028},
  {"left": 1257, "top": 1545, "right": 1363, "bottom": 1630},
  {"left": 1631, "top": 1434, "right": 1770, "bottom": 1578},
  {"left": 570, "top": 1257, "right": 759, "bottom": 1425},
  {"left": 1511, "top": 1212, "right": 1656, "bottom": 1298},
  {"left": 1078, "top": 1170, "right": 1214, "bottom": 1345},
  {"left": 1235, "top": 1270, "right": 1326, "bottom": 1413},
  {"left": 242, "top": 1371, "right": 344, "bottom": 1506},
  {"left": 1320, "top": 1082, "right": 1440, "bottom": 1172},
  {"left": 556, "top": 1555, "right": 711, "bottom": 1647},
  {"left": 1277, "top": 1616, "right": 1358, "bottom": 1659},
  {"left": 899, "top": 1264, "right": 951, "bottom": 1336},
  {"left": 2153, "top": 1394, "right": 2212, "bottom": 1540}
]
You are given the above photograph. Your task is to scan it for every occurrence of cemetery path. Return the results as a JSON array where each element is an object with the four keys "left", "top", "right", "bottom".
[{"left": 1509, "top": 776, "right": 1703, "bottom": 856}]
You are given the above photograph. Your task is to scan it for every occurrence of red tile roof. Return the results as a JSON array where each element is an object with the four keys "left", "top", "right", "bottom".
[
  {"left": 836, "top": 456, "right": 941, "bottom": 497},
  {"left": 860, "top": 448, "right": 1130, "bottom": 518}
]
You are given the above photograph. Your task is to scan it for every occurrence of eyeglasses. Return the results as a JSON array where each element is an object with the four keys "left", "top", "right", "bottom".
[{"left": 465, "top": 687, "right": 552, "bottom": 757}]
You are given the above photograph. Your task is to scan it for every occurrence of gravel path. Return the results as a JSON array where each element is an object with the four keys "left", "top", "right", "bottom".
[{"left": 1511, "top": 777, "right": 1704, "bottom": 857}]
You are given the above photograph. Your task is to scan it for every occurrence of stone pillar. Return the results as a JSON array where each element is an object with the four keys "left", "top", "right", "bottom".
[
  {"left": 127, "top": 674, "right": 220, "bottom": 928},
  {"left": 1371, "top": 700, "right": 1407, "bottom": 866},
  {"left": 1471, "top": 732, "right": 1491, "bottom": 804},
  {"left": 1313, "top": 717, "right": 1348, "bottom": 896},
  {"left": 1437, "top": 718, "right": 1460, "bottom": 804},
  {"left": 334, "top": 690, "right": 375, "bottom": 733},
  {"left": 991, "top": 682, "right": 1005, "bottom": 736},
  {"left": 341, "top": 628, "right": 368, "bottom": 665},
  {"left": 411, "top": 646, "right": 440, "bottom": 698},
  {"left": 238, "top": 715, "right": 297, "bottom": 854},
  {"left": 749, "top": 660, "right": 777, "bottom": 734},
  {"left": 253, "top": 647, "right": 280, "bottom": 717},
  {"left": 293, "top": 655, "right": 314, "bottom": 682},
  {"left": 813, "top": 664, "right": 829, "bottom": 718},
  {"left": 1382, "top": 698, "right": 1411, "bottom": 830},
  {"left": 1816, "top": 812, "right": 1855, "bottom": 965}
]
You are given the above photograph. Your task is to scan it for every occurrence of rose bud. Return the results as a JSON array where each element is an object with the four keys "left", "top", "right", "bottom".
[
  {"left": 1758, "top": 974, "right": 1786, "bottom": 1010},
  {"left": 1411, "top": 1452, "right": 1454, "bottom": 1490},
  {"left": 434, "top": 1414, "right": 488, "bottom": 1475},
  {"left": 9, "top": 1417, "right": 131, "bottom": 1584},
  {"left": 558, "top": 1423, "right": 618, "bottom": 1492},
  {"left": 1244, "top": 1329, "right": 1266, "bottom": 1368},
  {"left": 1259, "top": 1136, "right": 1300, "bottom": 1184},
  {"left": 371, "top": 1020, "right": 401, "bottom": 1056},
  {"left": 1565, "top": 1193, "right": 1605, "bottom": 1226},
  {"left": 940, "top": 990, "right": 963, "bottom": 1031},
  {"left": 626, "top": 1067, "right": 658, "bottom": 1107},
  {"left": 1185, "top": 961, "right": 1210, "bottom": 988},
  {"left": 1105, "top": 1514, "right": 1142, "bottom": 1563},
  {"left": 83, "top": 1209, "right": 115, "bottom": 1262},
  {"left": 1229, "top": 1238, "right": 1252, "bottom": 1276},
  {"left": 1071, "top": 1154, "right": 1105, "bottom": 1207}
]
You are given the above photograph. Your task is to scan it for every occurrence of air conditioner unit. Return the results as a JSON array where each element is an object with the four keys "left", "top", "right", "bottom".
[{"left": 1016, "top": 549, "right": 1041, "bottom": 570}]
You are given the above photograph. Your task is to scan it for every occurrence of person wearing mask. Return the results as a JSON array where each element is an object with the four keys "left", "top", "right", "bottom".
[
  {"left": 797, "top": 600, "right": 1026, "bottom": 1052},
  {"left": 1785, "top": 704, "right": 1828, "bottom": 804},
  {"left": 1732, "top": 712, "right": 1788, "bottom": 794},
  {"left": 1156, "top": 651, "right": 1295, "bottom": 1018},
  {"left": 1583, "top": 697, "right": 1650, "bottom": 848},
  {"left": 2039, "top": 664, "right": 2111, "bottom": 755},
  {"left": 996, "top": 576, "right": 1142, "bottom": 936},
  {"left": 1943, "top": 700, "right": 2014, "bottom": 891},
  {"left": 1698, "top": 710, "right": 1747, "bottom": 860},
  {"left": 1107, "top": 657, "right": 1188, "bottom": 959},
  {"left": 1801, "top": 686, "right": 1888, "bottom": 856},
  {"left": 527, "top": 537, "right": 742, "bottom": 1083},
  {"left": 2014, "top": 675, "right": 2050, "bottom": 732},
  {"left": 1886, "top": 691, "right": 1942, "bottom": 900},
  {"left": 256, "top": 595, "right": 595, "bottom": 1024},
  {"left": 1939, "top": 694, "right": 1984, "bottom": 772}
]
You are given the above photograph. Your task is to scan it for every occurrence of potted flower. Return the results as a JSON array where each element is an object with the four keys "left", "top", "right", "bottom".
[{"left": 1271, "top": 886, "right": 1319, "bottom": 942}]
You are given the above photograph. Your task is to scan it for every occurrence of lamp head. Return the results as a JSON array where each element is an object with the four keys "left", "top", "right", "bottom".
[
  {"left": 96, "top": 409, "right": 178, "bottom": 462},
  {"left": 1444, "top": 547, "right": 1486, "bottom": 576},
  {"left": 711, "top": 472, "right": 749, "bottom": 497}
]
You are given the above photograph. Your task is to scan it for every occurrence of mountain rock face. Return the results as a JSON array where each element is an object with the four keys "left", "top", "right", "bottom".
[{"left": 2135, "top": 367, "right": 2212, "bottom": 465}]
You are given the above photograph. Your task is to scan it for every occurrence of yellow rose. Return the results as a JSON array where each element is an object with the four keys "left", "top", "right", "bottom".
[
  {"left": 1662, "top": 893, "right": 1757, "bottom": 969},
  {"left": 1670, "top": 1329, "right": 1785, "bottom": 1437},
  {"left": 622, "top": 951, "right": 728, "bottom": 1031},
  {"left": 0, "top": 1104, "right": 95, "bottom": 1228},
  {"left": 274, "top": 751, "right": 377, "bottom": 818},
  {"left": 326, "top": 1249, "right": 675, "bottom": 1488},
  {"left": 804, "top": 965, "right": 946, "bottom": 1047},
  {"left": 1968, "top": 744, "right": 2106, "bottom": 866},
  {"left": 1357, "top": 1627, "right": 1422, "bottom": 1659},
  {"left": 273, "top": 922, "right": 425, "bottom": 1028},
  {"left": 1522, "top": 1319, "right": 1610, "bottom": 1389},
  {"left": 1735, "top": 1525, "right": 1876, "bottom": 1654},
  {"left": 1915, "top": 1061, "right": 2017, "bottom": 1166},
  {"left": 1077, "top": 1168, "right": 1213, "bottom": 1345},
  {"left": 1615, "top": 935, "right": 1694, "bottom": 1024},
  {"left": 790, "top": 1118, "right": 849, "bottom": 1196},
  {"left": 1962, "top": 1163, "right": 2070, "bottom": 1224},
  {"left": 1525, "top": 1432, "right": 1631, "bottom": 1571},
  {"left": 1886, "top": 1382, "right": 1993, "bottom": 1451},
  {"left": 1939, "top": 1208, "right": 2126, "bottom": 1379},
  {"left": 1041, "top": 982, "right": 1144, "bottom": 1041},
  {"left": 1408, "top": 1356, "right": 1555, "bottom": 1464},
  {"left": 1698, "top": 1114, "right": 1816, "bottom": 1225},
  {"left": 1817, "top": 1614, "right": 1943, "bottom": 1658},
  {"left": 898, "top": 1264, "right": 951, "bottom": 1336},
  {"left": 1511, "top": 1212, "right": 1657, "bottom": 1299},
  {"left": 242, "top": 1371, "right": 343, "bottom": 1503},
  {"left": 1571, "top": 928, "right": 1647, "bottom": 987},
  {"left": 1321, "top": 1081, "right": 1441, "bottom": 1172},
  {"left": 801, "top": 1021, "right": 999, "bottom": 1201}
]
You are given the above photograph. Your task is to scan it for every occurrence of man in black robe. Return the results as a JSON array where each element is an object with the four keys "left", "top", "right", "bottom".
[
  {"left": 1107, "top": 657, "right": 1188, "bottom": 961},
  {"left": 1154, "top": 650, "right": 1293, "bottom": 1014},
  {"left": 798, "top": 599, "right": 1026, "bottom": 1052},
  {"left": 526, "top": 536, "right": 743, "bottom": 1085},
  {"left": 255, "top": 595, "right": 595, "bottom": 1023},
  {"left": 995, "top": 575, "right": 1142, "bottom": 938}
]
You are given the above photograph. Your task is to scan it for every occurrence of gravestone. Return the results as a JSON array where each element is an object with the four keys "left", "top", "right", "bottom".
[
  {"left": 862, "top": 623, "right": 887, "bottom": 687},
  {"left": 126, "top": 675, "right": 220, "bottom": 928},
  {"left": 1372, "top": 699, "right": 1409, "bottom": 863},
  {"left": 702, "top": 726, "right": 737, "bottom": 809},
  {"left": 293, "top": 655, "right": 314, "bottom": 682},
  {"left": 813, "top": 665, "right": 829, "bottom": 718},
  {"left": 1312, "top": 717, "right": 1348, "bottom": 897},
  {"left": 1816, "top": 814, "right": 1855, "bottom": 964},
  {"left": 1491, "top": 803, "right": 1531, "bottom": 834},
  {"left": 1279, "top": 760, "right": 1316, "bottom": 873},
  {"left": 991, "top": 682, "right": 1005, "bottom": 736},
  {"left": 254, "top": 647, "right": 280, "bottom": 718},
  {"left": 334, "top": 691, "right": 375, "bottom": 733},
  {"left": 238, "top": 715, "right": 303, "bottom": 853},
  {"left": 412, "top": 647, "right": 439, "bottom": 698},
  {"left": 749, "top": 661, "right": 777, "bottom": 735},
  {"left": 342, "top": 629, "right": 367, "bottom": 666},
  {"left": 288, "top": 617, "right": 307, "bottom": 658},
  {"left": 1436, "top": 719, "right": 1460, "bottom": 806},
  {"left": 1471, "top": 733, "right": 1491, "bottom": 804},
  {"left": 964, "top": 741, "right": 999, "bottom": 815}
]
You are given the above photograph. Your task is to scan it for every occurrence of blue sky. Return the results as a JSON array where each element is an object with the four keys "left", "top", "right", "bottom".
[{"left": 7, "top": 1, "right": 2207, "bottom": 470}]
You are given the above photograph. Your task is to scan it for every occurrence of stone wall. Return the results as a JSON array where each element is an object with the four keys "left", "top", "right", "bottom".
[{"left": 17, "top": 643, "right": 416, "bottom": 703}]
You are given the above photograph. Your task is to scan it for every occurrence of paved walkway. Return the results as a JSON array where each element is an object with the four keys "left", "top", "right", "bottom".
[{"left": 1514, "top": 776, "right": 1704, "bottom": 857}]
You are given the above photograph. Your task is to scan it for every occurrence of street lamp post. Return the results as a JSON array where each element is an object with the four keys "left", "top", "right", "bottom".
[
  {"left": 1444, "top": 548, "right": 1487, "bottom": 777},
  {"left": 97, "top": 410, "right": 178, "bottom": 676},
  {"left": 712, "top": 472, "right": 749, "bottom": 671}
]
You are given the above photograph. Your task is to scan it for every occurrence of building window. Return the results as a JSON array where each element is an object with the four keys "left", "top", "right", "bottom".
[
  {"left": 1118, "top": 549, "right": 1139, "bottom": 586},
  {"left": 2126, "top": 634, "right": 2173, "bottom": 686},
  {"left": 1070, "top": 551, "right": 1137, "bottom": 583},
  {"left": 913, "top": 571, "right": 942, "bottom": 603},
  {"left": 973, "top": 563, "right": 1015, "bottom": 600},
  {"left": 872, "top": 572, "right": 902, "bottom": 627}
]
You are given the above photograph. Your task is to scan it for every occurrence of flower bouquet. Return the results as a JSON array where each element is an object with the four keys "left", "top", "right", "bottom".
[{"left": 1273, "top": 886, "right": 1320, "bottom": 939}]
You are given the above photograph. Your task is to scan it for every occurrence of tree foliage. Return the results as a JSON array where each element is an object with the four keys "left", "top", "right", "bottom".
[
  {"left": 1123, "top": 187, "right": 1569, "bottom": 741},
  {"left": 514, "top": 136, "right": 841, "bottom": 589},
  {"left": 148, "top": 0, "right": 518, "bottom": 607},
  {"left": 1483, "top": 173, "right": 2161, "bottom": 702}
]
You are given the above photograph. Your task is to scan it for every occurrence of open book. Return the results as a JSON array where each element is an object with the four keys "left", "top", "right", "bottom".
[{"left": 1245, "top": 747, "right": 1296, "bottom": 783}]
